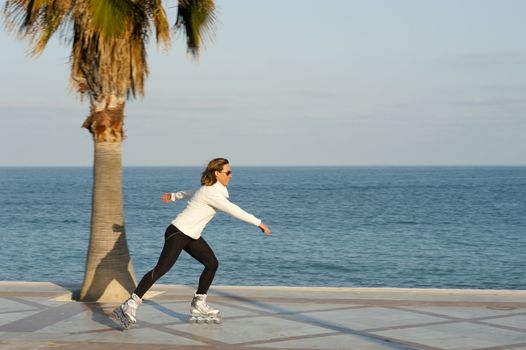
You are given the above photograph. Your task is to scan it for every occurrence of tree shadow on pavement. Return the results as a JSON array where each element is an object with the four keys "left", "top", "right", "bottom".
[{"left": 77, "top": 224, "right": 136, "bottom": 302}]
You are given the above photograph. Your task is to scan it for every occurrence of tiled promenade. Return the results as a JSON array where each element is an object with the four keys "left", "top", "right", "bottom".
[{"left": 0, "top": 282, "right": 525, "bottom": 350}]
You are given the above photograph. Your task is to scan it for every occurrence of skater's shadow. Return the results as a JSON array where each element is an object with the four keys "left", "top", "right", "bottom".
[
  {"left": 78, "top": 302, "right": 124, "bottom": 332},
  {"left": 77, "top": 300, "right": 187, "bottom": 333},
  {"left": 144, "top": 300, "right": 188, "bottom": 323}
]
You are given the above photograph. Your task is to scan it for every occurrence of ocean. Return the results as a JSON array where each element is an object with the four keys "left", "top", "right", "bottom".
[{"left": 0, "top": 166, "right": 525, "bottom": 290}]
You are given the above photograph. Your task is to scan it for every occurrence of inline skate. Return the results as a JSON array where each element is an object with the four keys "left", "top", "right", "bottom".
[
  {"left": 188, "top": 293, "right": 222, "bottom": 324},
  {"left": 113, "top": 293, "right": 142, "bottom": 329}
]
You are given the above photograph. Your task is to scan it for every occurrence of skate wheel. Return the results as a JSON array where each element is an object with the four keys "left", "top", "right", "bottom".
[
  {"left": 189, "top": 316, "right": 205, "bottom": 324},
  {"left": 188, "top": 314, "right": 222, "bottom": 325},
  {"left": 113, "top": 309, "right": 131, "bottom": 329}
]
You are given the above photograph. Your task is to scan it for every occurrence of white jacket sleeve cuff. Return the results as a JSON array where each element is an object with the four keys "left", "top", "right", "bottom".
[{"left": 171, "top": 190, "right": 196, "bottom": 201}]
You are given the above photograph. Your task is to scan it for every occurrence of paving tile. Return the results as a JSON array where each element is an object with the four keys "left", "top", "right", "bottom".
[
  {"left": 61, "top": 326, "right": 208, "bottom": 347},
  {"left": 298, "top": 306, "right": 447, "bottom": 331},
  {"left": 2, "top": 318, "right": 207, "bottom": 347},
  {"left": 481, "top": 314, "right": 526, "bottom": 331},
  {"left": 139, "top": 300, "right": 262, "bottom": 323},
  {"left": 168, "top": 315, "right": 331, "bottom": 344},
  {"left": 132, "top": 301, "right": 191, "bottom": 325},
  {"left": 0, "top": 301, "right": 86, "bottom": 332},
  {"left": 0, "top": 298, "right": 40, "bottom": 313},
  {"left": 0, "top": 311, "right": 41, "bottom": 327},
  {"left": 400, "top": 306, "right": 526, "bottom": 320},
  {"left": 0, "top": 331, "right": 56, "bottom": 343},
  {"left": 38, "top": 308, "right": 116, "bottom": 334},
  {"left": 251, "top": 333, "right": 397, "bottom": 350},
  {"left": 219, "top": 301, "right": 364, "bottom": 316},
  {"left": 0, "top": 340, "right": 54, "bottom": 350},
  {"left": 372, "top": 322, "right": 526, "bottom": 350}
]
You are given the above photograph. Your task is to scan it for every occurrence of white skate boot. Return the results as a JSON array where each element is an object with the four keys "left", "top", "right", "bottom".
[
  {"left": 113, "top": 293, "right": 142, "bottom": 329},
  {"left": 189, "top": 293, "right": 222, "bottom": 324}
]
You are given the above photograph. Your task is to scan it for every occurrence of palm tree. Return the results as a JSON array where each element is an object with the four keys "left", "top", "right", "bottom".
[{"left": 3, "top": 0, "right": 216, "bottom": 302}]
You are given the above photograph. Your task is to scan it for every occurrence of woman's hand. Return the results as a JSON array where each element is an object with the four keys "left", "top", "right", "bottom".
[
  {"left": 258, "top": 222, "right": 271, "bottom": 236},
  {"left": 161, "top": 193, "right": 173, "bottom": 203}
]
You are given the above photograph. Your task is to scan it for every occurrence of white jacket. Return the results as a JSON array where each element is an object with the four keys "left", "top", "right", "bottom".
[{"left": 171, "top": 182, "right": 261, "bottom": 239}]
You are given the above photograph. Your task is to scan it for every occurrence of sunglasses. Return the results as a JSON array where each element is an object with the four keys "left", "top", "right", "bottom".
[{"left": 219, "top": 171, "right": 232, "bottom": 176}]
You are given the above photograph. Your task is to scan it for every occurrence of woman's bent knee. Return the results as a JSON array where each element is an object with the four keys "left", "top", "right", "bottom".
[{"left": 207, "top": 258, "right": 219, "bottom": 272}]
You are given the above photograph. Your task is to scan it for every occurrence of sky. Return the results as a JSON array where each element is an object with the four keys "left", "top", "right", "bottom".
[{"left": 1, "top": 0, "right": 525, "bottom": 166}]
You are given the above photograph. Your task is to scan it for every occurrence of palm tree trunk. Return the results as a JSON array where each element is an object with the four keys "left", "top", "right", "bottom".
[{"left": 79, "top": 97, "right": 136, "bottom": 302}]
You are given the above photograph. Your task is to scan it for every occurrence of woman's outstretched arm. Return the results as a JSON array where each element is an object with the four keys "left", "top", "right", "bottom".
[{"left": 160, "top": 190, "right": 197, "bottom": 203}]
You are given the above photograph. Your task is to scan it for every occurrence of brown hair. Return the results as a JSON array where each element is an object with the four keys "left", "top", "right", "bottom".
[{"left": 201, "top": 158, "right": 229, "bottom": 186}]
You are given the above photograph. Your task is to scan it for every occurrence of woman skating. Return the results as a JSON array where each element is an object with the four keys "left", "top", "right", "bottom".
[{"left": 113, "top": 158, "right": 271, "bottom": 328}]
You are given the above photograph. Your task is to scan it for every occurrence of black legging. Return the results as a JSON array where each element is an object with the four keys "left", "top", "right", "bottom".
[{"left": 134, "top": 224, "right": 218, "bottom": 298}]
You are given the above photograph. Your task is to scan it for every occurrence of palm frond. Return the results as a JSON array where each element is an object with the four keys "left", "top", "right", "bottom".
[
  {"left": 144, "top": 0, "right": 170, "bottom": 50},
  {"left": 176, "top": 0, "right": 216, "bottom": 57},
  {"left": 70, "top": 0, "right": 150, "bottom": 100},
  {"left": 5, "top": 0, "right": 218, "bottom": 102},
  {"left": 4, "top": 0, "right": 72, "bottom": 55},
  {"left": 88, "top": 0, "right": 135, "bottom": 38}
]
